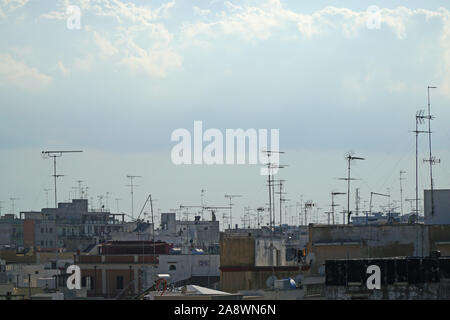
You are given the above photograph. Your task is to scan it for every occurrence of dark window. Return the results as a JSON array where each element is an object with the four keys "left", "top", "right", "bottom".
[
  {"left": 49, "top": 228, "right": 52, "bottom": 233},
  {"left": 116, "top": 276, "right": 123, "bottom": 290},
  {"left": 41, "top": 240, "right": 44, "bottom": 246},
  {"left": 41, "top": 228, "right": 44, "bottom": 233},
  {"left": 169, "top": 264, "right": 176, "bottom": 271}
]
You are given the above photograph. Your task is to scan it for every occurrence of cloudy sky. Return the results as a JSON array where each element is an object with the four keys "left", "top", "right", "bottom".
[{"left": 1, "top": 0, "right": 450, "bottom": 228}]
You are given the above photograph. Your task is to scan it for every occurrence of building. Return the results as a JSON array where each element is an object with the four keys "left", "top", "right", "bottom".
[
  {"left": 305, "top": 223, "right": 450, "bottom": 276},
  {"left": 325, "top": 255, "right": 450, "bottom": 299},
  {"left": 75, "top": 240, "right": 172, "bottom": 298},
  {"left": 219, "top": 231, "right": 301, "bottom": 293},
  {"left": 21, "top": 199, "right": 127, "bottom": 251},
  {"left": 0, "top": 214, "right": 24, "bottom": 248}
]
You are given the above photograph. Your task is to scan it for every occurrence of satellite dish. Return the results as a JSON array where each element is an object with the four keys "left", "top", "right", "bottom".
[
  {"left": 266, "top": 275, "right": 277, "bottom": 289},
  {"left": 294, "top": 274, "right": 304, "bottom": 285}
]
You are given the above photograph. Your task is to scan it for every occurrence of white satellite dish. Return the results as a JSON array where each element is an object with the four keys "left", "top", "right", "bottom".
[{"left": 266, "top": 275, "right": 277, "bottom": 288}]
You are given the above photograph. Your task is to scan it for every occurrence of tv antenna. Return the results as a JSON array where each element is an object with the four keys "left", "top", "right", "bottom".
[
  {"left": 41, "top": 150, "right": 83, "bottom": 208},
  {"left": 399, "top": 170, "right": 406, "bottom": 216},
  {"left": 44, "top": 188, "right": 52, "bottom": 208},
  {"left": 126, "top": 175, "right": 141, "bottom": 220},
  {"left": 331, "top": 192, "right": 346, "bottom": 224},
  {"left": 413, "top": 110, "right": 428, "bottom": 215},
  {"left": 224, "top": 194, "right": 243, "bottom": 229},
  {"left": 339, "top": 152, "right": 365, "bottom": 224},
  {"left": 369, "top": 192, "right": 390, "bottom": 215},
  {"left": 10, "top": 197, "right": 19, "bottom": 216},
  {"left": 115, "top": 198, "right": 122, "bottom": 213},
  {"left": 424, "top": 86, "right": 439, "bottom": 216}
]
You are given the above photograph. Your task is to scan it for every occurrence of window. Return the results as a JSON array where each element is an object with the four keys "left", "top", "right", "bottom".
[
  {"left": 49, "top": 228, "right": 52, "bottom": 233},
  {"left": 41, "top": 240, "right": 44, "bottom": 246},
  {"left": 169, "top": 264, "right": 176, "bottom": 271},
  {"left": 41, "top": 228, "right": 44, "bottom": 233},
  {"left": 116, "top": 276, "right": 123, "bottom": 290}
]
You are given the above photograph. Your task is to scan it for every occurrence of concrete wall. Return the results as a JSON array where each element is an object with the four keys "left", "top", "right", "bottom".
[
  {"left": 425, "top": 189, "right": 450, "bottom": 224},
  {"left": 220, "top": 234, "right": 255, "bottom": 267}
]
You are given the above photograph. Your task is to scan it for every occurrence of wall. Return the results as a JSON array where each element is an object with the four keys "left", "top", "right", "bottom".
[
  {"left": 23, "top": 220, "right": 34, "bottom": 248},
  {"left": 220, "top": 233, "right": 255, "bottom": 267},
  {"left": 424, "top": 189, "right": 450, "bottom": 224},
  {"left": 156, "top": 254, "right": 220, "bottom": 284}
]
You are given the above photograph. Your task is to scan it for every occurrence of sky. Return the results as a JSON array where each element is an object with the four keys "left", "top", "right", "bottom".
[{"left": 1, "top": 0, "right": 450, "bottom": 229}]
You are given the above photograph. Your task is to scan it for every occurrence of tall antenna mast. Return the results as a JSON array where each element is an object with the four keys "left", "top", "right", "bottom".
[
  {"left": 77, "top": 180, "right": 84, "bottom": 199},
  {"left": 41, "top": 150, "right": 83, "bottom": 208},
  {"left": 331, "top": 192, "right": 346, "bottom": 225},
  {"left": 261, "top": 150, "right": 285, "bottom": 229},
  {"left": 115, "top": 198, "right": 122, "bottom": 213},
  {"left": 425, "top": 86, "right": 439, "bottom": 216},
  {"left": 399, "top": 170, "right": 406, "bottom": 216},
  {"left": 10, "top": 197, "right": 19, "bottom": 217},
  {"left": 224, "top": 194, "right": 243, "bottom": 229},
  {"left": 355, "top": 188, "right": 360, "bottom": 216},
  {"left": 414, "top": 110, "right": 428, "bottom": 216},
  {"left": 339, "top": 152, "right": 365, "bottom": 224},
  {"left": 44, "top": 189, "right": 52, "bottom": 208},
  {"left": 126, "top": 175, "right": 141, "bottom": 220},
  {"left": 201, "top": 189, "right": 206, "bottom": 220},
  {"left": 0, "top": 200, "right": 3, "bottom": 216}
]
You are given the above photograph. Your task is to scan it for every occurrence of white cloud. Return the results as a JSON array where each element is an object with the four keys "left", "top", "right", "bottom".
[
  {"left": 0, "top": 53, "right": 52, "bottom": 91},
  {"left": 93, "top": 31, "right": 118, "bottom": 57},
  {"left": 57, "top": 61, "right": 70, "bottom": 76},
  {"left": 39, "top": 10, "right": 66, "bottom": 21},
  {"left": 2, "top": 0, "right": 29, "bottom": 11},
  {"left": 181, "top": 1, "right": 450, "bottom": 42},
  {"left": 193, "top": 6, "right": 211, "bottom": 16}
]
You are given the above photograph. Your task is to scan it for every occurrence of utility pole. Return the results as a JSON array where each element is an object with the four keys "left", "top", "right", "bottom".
[
  {"left": 41, "top": 150, "right": 83, "bottom": 208},
  {"left": 0, "top": 200, "right": 3, "bottom": 216},
  {"left": 399, "top": 170, "right": 406, "bottom": 216},
  {"left": 126, "top": 175, "right": 141, "bottom": 220},
  {"left": 224, "top": 194, "right": 242, "bottom": 229},
  {"left": 340, "top": 153, "right": 365, "bottom": 224}
]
